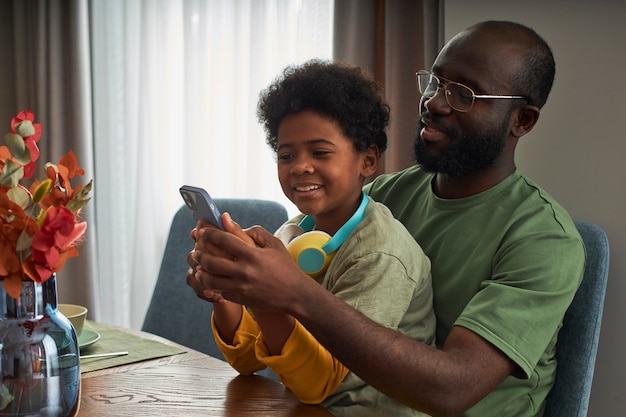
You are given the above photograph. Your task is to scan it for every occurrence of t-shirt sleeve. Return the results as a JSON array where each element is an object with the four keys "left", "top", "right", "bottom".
[{"left": 455, "top": 227, "right": 585, "bottom": 378}]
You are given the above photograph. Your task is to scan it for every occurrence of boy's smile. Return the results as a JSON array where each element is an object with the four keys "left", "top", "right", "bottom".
[{"left": 276, "top": 109, "right": 376, "bottom": 235}]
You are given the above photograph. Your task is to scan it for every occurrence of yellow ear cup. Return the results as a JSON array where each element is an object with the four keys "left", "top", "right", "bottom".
[{"left": 287, "top": 230, "right": 336, "bottom": 277}]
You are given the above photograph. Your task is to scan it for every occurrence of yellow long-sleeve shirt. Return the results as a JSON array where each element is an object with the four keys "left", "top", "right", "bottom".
[{"left": 212, "top": 307, "right": 349, "bottom": 404}]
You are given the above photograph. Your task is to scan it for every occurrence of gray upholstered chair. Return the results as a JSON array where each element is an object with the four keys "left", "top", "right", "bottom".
[
  {"left": 142, "top": 199, "right": 288, "bottom": 378},
  {"left": 544, "top": 220, "right": 610, "bottom": 417}
]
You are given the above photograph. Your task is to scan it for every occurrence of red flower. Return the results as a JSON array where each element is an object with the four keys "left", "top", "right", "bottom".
[
  {"left": 29, "top": 206, "right": 87, "bottom": 282},
  {"left": 10, "top": 110, "right": 42, "bottom": 179}
]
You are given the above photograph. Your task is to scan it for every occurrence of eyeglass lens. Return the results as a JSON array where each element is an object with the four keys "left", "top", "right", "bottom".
[{"left": 416, "top": 72, "right": 475, "bottom": 112}]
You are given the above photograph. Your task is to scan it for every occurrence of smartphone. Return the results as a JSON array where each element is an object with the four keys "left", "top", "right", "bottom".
[{"left": 179, "top": 185, "right": 225, "bottom": 230}]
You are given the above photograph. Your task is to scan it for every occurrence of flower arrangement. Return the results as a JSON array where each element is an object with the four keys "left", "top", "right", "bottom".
[{"left": 0, "top": 110, "right": 92, "bottom": 299}]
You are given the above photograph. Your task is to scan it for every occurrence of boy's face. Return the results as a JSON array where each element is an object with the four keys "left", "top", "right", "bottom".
[{"left": 276, "top": 109, "right": 377, "bottom": 235}]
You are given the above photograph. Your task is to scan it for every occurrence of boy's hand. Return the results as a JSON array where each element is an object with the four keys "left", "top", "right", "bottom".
[{"left": 187, "top": 212, "right": 254, "bottom": 303}]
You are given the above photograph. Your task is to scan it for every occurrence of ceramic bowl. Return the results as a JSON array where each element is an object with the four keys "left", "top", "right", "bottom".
[{"left": 58, "top": 304, "right": 88, "bottom": 337}]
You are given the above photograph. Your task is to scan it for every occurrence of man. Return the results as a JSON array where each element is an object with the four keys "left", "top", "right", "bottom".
[{"left": 189, "top": 21, "right": 584, "bottom": 417}]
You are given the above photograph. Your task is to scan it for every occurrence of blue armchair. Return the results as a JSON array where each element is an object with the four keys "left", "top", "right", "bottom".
[
  {"left": 142, "top": 199, "right": 288, "bottom": 365},
  {"left": 544, "top": 220, "right": 610, "bottom": 417}
]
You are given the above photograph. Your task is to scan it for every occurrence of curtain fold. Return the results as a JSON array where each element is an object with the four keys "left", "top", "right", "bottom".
[
  {"left": 10, "top": 0, "right": 99, "bottom": 316},
  {"left": 333, "top": 0, "right": 440, "bottom": 173},
  {"left": 3, "top": 0, "right": 439, "bottom": 328},
  {"left": 90, "top": 0, "right": 333, "bottom": 328}
]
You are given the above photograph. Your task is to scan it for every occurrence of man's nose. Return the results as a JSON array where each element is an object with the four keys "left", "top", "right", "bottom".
[{"left": 424, "top": 87, "right": 453, "bottom": 114}]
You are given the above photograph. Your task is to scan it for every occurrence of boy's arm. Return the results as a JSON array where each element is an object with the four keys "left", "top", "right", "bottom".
[
  {"left": 252, "top": 312, "right": 349, "bottom": 404},
  {"left": 211, "top": 306, "right": 266, "bottom": 375},
  {"left": 249, "top": 309, "right": 295, "bottom": 354},
  {"left": 212, "top": 299, "right": 243, "bottom": 344}
]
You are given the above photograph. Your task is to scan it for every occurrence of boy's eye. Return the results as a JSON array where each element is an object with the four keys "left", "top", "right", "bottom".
[
  {"left": 277, "top": 153, "right": 294, "bottom": 161},
  {"left": 312, "top": 150, "right": 331, "bottom": 156}
]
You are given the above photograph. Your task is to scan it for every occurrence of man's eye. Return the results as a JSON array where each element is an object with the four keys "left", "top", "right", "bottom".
[{"left": 449, "top": 84, "right": 473, "bottom": 103}]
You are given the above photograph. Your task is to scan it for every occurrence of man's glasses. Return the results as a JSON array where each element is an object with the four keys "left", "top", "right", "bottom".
[{"left": 416, "top": 70, "right": 530, "bottom": 112}]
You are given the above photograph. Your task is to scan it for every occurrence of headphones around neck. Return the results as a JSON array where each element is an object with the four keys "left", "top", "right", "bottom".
[{"left": 277, "top": 192, "right": 369, "bottom": 277}]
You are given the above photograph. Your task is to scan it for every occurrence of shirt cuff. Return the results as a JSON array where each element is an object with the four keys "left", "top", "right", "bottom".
[{"left": 211, "top": 307, "right": 266, "bottom": 374}]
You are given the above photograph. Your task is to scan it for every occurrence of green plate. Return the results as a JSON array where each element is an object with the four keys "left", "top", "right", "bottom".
[{"left": 78, "top": 329, "right": 101, "bottom": 349}]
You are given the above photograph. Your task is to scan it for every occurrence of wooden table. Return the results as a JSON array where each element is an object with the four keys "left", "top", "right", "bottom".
[{"left": 76, "top": 324, "right": 332, "bottom": 417}]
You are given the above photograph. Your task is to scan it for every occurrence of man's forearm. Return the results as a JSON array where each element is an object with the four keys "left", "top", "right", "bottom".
[{"left": 288, "top": 282, "right": 513, "bottom": 417}]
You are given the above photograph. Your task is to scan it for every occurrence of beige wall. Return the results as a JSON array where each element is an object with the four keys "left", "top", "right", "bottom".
[{"left": 444, "top": 1, "right": 626, "bottom": 416}]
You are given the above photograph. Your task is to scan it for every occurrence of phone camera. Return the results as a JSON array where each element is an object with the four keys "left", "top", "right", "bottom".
[{"left": 182, "top": 192, "right": 197, "bottom": 210}]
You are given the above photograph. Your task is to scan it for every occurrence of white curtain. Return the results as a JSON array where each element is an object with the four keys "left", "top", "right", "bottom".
[{"left": 90, "top": 0, "right": 334, "bottom": 329}]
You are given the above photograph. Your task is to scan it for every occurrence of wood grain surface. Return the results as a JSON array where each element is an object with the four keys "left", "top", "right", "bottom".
[{"left": 76, "top": 324, "right": 332, "bottom": 417}]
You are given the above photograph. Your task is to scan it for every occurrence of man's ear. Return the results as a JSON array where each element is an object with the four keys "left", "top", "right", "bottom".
[
  {"left": 361, "top": 144, "right": 380, "bottom": 177},
  {"left": 511, "top": 105, "right": 541, "bottom": 138}
]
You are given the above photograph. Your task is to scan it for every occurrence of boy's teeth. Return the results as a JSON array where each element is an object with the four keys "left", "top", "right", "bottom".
[{"left": 296, "top": 185, "right": 320, "bottom": 191}]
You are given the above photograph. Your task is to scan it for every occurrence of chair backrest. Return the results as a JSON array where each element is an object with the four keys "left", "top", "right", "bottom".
[
  {"left": 142, "top": 199, "right": 289, "bottom": 362},
  {"left": 544, "top": 220, "right": 610, "bottom": 417}
]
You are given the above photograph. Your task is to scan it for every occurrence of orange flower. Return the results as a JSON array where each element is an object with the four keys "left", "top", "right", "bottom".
[{"left": 0, "top": 110, "right": 92, "bottom": 299}]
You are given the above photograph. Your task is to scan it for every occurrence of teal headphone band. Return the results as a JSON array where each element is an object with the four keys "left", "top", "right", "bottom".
[
  {"left": 299, "top": 191, "right": 369, "bottom": 253},
  {"left": 289, "top": 192, "right": 369, "bottom": 276}
]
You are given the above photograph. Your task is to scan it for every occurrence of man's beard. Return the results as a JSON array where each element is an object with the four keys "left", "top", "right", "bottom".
[{"left": 413, "top": 117, "right": 509, "bottom": 177}]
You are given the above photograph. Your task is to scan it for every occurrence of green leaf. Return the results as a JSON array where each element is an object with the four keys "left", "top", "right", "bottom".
[
  {"left": 15, "top": 120, "right": 35, "bottom": 137},
  {"left": 16, "top": 230, "right": 32, "bottom": 252},
  {"left": 0, "top": 383, "right": 15, "bottom": 409},
  {"left": 66, "top": 179, "right": 93, "bottom": 213},
  {"left": 6, "top": 185, "right": 31, "bottom": 209},
  {"left": 0, "top": 160, "right": 24, "bottom": 187},
  {"left": 77, "top": 179, "right": 93, "bottom": 197},
  {"left": 66, "top": 198, "right": 92, "bottom": 213},
  {"left": 32, "top": 179, "right": 52, "bottom": 203},
  {"left": 4, "top": 133, "right": 31, "bottom": 164}
]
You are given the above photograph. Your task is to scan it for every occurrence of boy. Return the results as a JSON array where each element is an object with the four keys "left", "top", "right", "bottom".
[{"left": 191, "top": 60, "right": 435, "bottom": 417}]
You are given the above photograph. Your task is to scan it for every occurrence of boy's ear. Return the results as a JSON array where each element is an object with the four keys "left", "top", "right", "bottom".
[{"left": 361, "top": 144, "right": 380, "bottom": 177}]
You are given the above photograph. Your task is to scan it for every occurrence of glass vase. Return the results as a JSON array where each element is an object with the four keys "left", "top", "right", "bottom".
[{"left": 0, "top": 274, "right": 80, "bottom": 416}]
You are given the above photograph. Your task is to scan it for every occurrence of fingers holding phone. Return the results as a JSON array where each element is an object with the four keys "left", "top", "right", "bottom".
[{"left": 179, "top": 185, "right": 224, "bottom": 230}]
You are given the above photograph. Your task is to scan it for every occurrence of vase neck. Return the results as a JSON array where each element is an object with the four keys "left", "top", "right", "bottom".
[
  {"left": 42, "top": 274, "right": 59, "bottom": 309},
  {"left": 0, "top": 274, "right": 58, "bottom": 320}
]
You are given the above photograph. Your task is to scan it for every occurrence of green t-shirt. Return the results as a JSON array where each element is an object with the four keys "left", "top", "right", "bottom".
[
  {"left": 365, "top": 166, "right": 585, "bottom": 417},
  {"left": 283, "top": 198, "right": 435, "bottom": 417}
]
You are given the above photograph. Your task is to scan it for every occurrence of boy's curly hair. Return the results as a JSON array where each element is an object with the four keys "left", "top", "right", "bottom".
[{"left": 257, "top": 59, "right": 390, "bottom": 154}]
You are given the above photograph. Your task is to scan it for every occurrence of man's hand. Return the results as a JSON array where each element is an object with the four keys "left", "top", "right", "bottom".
[
  {"left": 190, "top": 223, "right": 313, "bottom": 312},
  {"left": 187, "top": 212, "right": 252, "bottom": 303}
]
